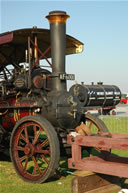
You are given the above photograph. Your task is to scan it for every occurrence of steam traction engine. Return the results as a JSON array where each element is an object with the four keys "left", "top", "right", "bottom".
[{"left": 0, "top": 11, "right": 121, "bottom": 183}]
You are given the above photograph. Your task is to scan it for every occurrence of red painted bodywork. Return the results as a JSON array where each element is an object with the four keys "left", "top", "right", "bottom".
[
  {"left": 0, "top": 32, "right": 13, "bottom": 44},
  {"left": 0, "top": 97, "right": 34, "bottom": 131},
  {"left": 120, "top": 98, "right": 128, "bottom": 104}
]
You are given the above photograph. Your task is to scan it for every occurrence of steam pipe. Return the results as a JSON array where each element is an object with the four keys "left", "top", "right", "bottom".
[{"left": 46, "top": 11, "right": 69, "bottom": 91}]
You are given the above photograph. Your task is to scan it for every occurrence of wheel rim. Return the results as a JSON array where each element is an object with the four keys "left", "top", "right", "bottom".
[
  {"left": 11, "top": 121, "right": 51, "bottom": 181},
  {"left": 81, "top": 113, "right": 109, "bottom": 156},
  {"left": 85, "top": 119, "right": 102, "bottom": 134}
]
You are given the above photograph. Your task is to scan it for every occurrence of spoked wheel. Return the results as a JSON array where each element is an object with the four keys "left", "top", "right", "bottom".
[
  {"left": 76, "top": 113, "right": 110, "bottom": 156},
  {"left": 10, "top": 115, "right": 60, "bottom": 183},
  {"left": 85, "top": 112, "right": 109, "bottom": 134}
]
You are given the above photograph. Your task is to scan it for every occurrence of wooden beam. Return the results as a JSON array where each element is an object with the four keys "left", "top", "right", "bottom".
[
  {"left": 69, "top": 156, "right": 128, "bottom": 178},
  {"left": 67, "top": 135, "right": 128, "bottom": 150}
]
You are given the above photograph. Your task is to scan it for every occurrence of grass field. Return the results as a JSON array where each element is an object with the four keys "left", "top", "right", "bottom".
[
  {"left": 0, "top": 117, "right": 128, "bottom": 193},
  {"left": 100, "top": 116, "right": 128, "bottom": 134},
  {"left": 0, "top": 157, "right": 73, "bottom": 193},
  {"left": 100, "top": 116, "right": 128, "bottom": 158}
]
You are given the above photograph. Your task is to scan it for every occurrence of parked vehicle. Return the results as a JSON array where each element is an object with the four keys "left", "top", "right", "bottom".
[{"left": 120, "top": 97, "right": 128, "bottom": 104}]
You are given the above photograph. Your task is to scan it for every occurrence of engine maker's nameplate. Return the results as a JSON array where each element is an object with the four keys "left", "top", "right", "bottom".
[{"left": 59, "top": 73, "right": 75, "bottom": 80}]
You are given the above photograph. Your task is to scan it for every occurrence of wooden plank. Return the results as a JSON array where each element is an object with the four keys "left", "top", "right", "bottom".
[
  {"left": 111, "top": 133, "right": 128, "bottom": 139},
  {"left": 67, "top": 135, "right": 128, "bottom": 150},
  {"left": 68, "top": 156, "right": 128, "bottom": 178},
  {"left": 72, "top": 173, "right": 121, "bottom": 193},
  {"left": 85, "top": 184, "right": 121, "bottom": 193},
  {"left": 72, "top": 144, "right": 81, "bottom": 161}
]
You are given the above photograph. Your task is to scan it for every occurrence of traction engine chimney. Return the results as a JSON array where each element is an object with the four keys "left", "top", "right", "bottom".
[{"left": 46, "top": 11, "right": 69, "bottom": 91}]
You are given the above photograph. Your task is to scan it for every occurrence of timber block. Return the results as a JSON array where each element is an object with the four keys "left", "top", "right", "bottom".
[
  {"left": 72, "top": 170, "right": 121, "bottom": 193},
  {"left": 74, "top": 170, "right": 94, "bottom": 177},
  {"left": 85, "top": 184, "right": 121, "bottom": 193}
]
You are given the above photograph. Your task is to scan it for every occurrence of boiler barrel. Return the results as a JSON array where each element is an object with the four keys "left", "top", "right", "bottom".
[{"left": 69, "top": 84, "right": 121, "bottom": 107}]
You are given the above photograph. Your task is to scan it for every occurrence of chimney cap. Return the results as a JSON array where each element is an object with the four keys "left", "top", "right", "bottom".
[
  {"left": 46, "top": 10, "right": 69, "bottom": 24},
  {"left": 48, "top": 10, "right": 67, "bottom": 16}
]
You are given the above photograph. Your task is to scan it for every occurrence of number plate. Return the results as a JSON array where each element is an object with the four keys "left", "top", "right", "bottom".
[{"left": 59, "top": 73, "right": 75, "bottom": 80}]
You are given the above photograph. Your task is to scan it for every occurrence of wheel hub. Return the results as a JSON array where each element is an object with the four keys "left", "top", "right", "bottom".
[{"left": 24, "top": 144, "right": 35, "bottom": 156}]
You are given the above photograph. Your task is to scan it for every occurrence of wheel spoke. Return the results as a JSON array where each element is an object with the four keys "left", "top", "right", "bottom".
[
  {"left": 20, "top": 134, "right": 27, "bottom": 143},
  {"left": 32, "top": 156, "right": 42, "bottom": 175},
  {"left": 88, "top": 121, "right": 92, "bottom": 129},
  {"left": 15, "top": 146, "right": 25, "bottom": 151},
  {"left": 32, "top": 128, "right": 41, "bottom": 145},
  {"left": 23, "top": 156, "right": 28, "bottom": 173},
  {"left": 19, "top": 155, "right": 27, "bottom": 162},
  {"left": 40, "top": 154, "right": 49, "bottom": 165},
  {"left": 32, "top": 164, "right": 37, "bottom": 175},
  {"left": 24, "top": 127, "right": 29, "bottom": 143},
  {"left": 40, "top": 139, "right": 48, "bottom": 148},
  {"left": 34, "top": 125, "right": 37, "bottom": 137},
  {"left": 36, "top": 149, "right": 50, "bottom": 155},
  {"left": 32, "top": 154, "right": 39, "bottom": 175}
]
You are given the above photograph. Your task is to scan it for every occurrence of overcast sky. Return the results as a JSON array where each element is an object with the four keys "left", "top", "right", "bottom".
[{"left": 0, "top": 0, "right": 128, "bottom": 93}]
